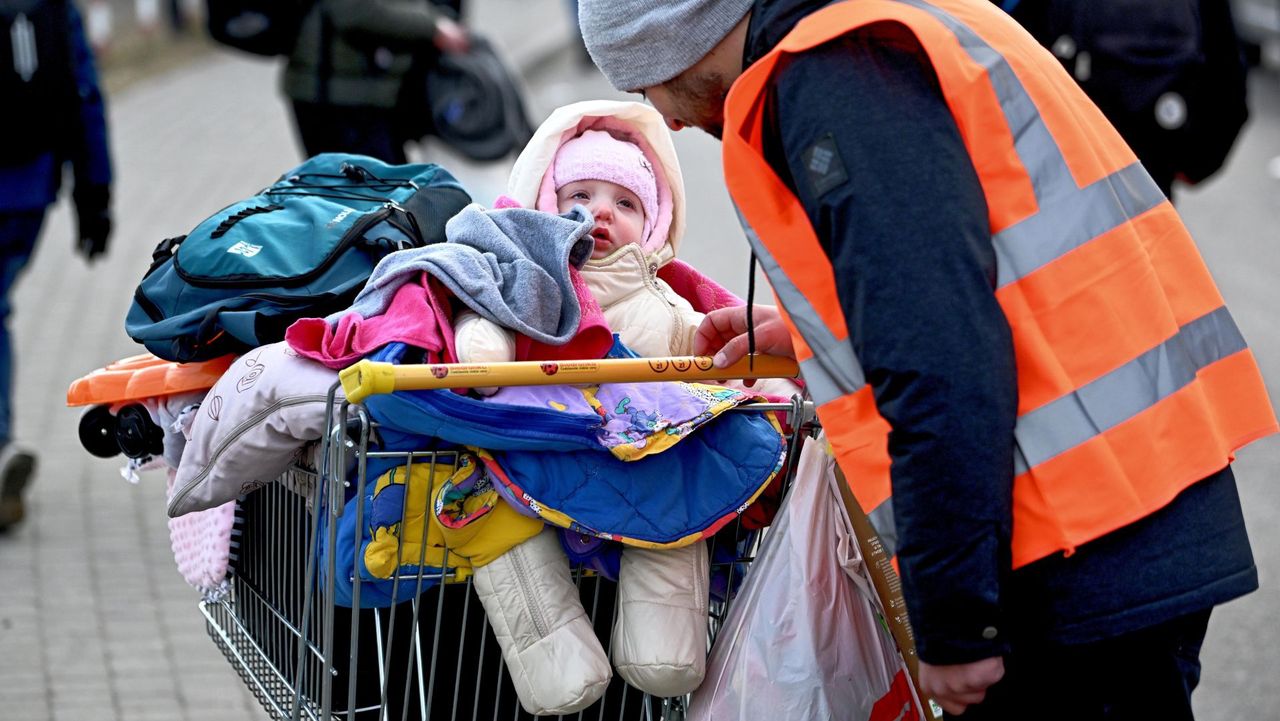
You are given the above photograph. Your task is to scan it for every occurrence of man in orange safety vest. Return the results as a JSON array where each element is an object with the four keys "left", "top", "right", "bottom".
[{"left": 578, "top": 0, "right": 1277, "bottom": 717}]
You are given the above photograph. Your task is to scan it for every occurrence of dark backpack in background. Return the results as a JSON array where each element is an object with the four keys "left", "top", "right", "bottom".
[
  {"left": 414, "top": 36, "right": 535, "bottom": 162},
  {"left": 125, "top": 153, "right": 472, "bottom": 363},
  {"left": 395, "top": 2, "right": 536, "bottom": 162},
  {"left": 1003, "top": 0, "right": 1250, "bottom": 191},
  {"left": 0, "top": 0, "right": 75, "bottom": 166},
  {"left": 205, "top": 0, "right": 313, "bottom": 56}
]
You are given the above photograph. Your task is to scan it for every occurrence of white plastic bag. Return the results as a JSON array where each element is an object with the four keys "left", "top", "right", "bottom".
[{"left": 689, "top": 435, "right": 920, "bottom": 721}]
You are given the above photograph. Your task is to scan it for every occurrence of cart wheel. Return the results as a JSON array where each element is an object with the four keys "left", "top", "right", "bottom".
[
  {"left": 114, "top": 404, "right": 165, "bottom": 460},
  {"left": 78, "top": 404, "right": 122, "bottom": 458}
]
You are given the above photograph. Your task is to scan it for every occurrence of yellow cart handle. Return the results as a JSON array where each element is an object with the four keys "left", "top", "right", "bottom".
[{"left": 339, "top": 355, "right": 799, "bottom": 404}]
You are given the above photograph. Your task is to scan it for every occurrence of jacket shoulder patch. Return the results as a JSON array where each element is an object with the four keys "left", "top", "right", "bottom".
[{"left": 802, "top": 133, "right": 848, "bottom": 197}]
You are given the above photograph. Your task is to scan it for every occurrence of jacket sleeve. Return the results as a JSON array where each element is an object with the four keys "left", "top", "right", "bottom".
[
  {"left": 454, "top": 310, "right": 515, "bottom": 396},
  {"left": 66, "top": 1, "right": 112, "bottom": 190},
  {"left": 322, "top": 0, "right": 443, "bottom": 45},
  {"left": 667, "top": 288, "right": 705, "bottom": 357},
  {"left": 765, "top": 25, "right": 1019, "bottom": 664},
  {"left": 455, "top": 311, "right": 517, "bottom": 362}
]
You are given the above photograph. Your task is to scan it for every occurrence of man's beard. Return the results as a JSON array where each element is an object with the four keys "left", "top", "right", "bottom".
[{"left": 666, "top": 70, "right": 730, "bottom": 140}]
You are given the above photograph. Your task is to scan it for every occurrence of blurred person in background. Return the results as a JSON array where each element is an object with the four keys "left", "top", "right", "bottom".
[
  {"left": 283, "top": 0, "right": 471, "bottom": 164},
  {"left": 167, "top": 0, "right": 186, "bottom": 33},
  {"left": 0, "top": 0, "right": 113, "bottom": 532},
  {"left": 995, "top": 0, "right": 1251, "bottom": 200}
]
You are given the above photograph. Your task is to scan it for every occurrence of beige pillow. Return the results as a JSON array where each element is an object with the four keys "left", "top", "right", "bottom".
[{"left": 168, "top": 342, "right": 341, "bottom": 517}]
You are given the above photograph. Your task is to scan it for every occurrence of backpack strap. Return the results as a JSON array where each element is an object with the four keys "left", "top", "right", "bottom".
[
  {"left": 210, "top": 204, "right": 285, "bottom": 238},
  {"left": 146, "top": 235, "right": 186, "bottom": 277}
]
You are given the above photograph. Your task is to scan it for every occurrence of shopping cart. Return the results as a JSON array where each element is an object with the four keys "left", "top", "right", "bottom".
[{"left": 200, "top": 355, "right": 817, "bottom": 721}]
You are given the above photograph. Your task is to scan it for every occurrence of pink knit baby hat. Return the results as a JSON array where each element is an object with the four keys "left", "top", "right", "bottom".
[{"left": 553, "top": 129, "right": 659, "bottom": 248}]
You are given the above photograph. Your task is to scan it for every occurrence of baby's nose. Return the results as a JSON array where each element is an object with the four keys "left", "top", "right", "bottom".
[{"left": 592, "top": 202, "right": 612, "bottom": 220}]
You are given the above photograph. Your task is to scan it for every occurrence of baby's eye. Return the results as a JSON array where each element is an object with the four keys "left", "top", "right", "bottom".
[
  {"left": 618, "top": 198, "right": 636, "bottom": 210},
  {"left": 571, "top": 191, "right": 590, "bottom": 200}
]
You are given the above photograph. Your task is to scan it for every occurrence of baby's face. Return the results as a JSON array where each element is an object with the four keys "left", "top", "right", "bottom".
[{"left": 556, "top": 180, "right": 646, "bottom": 259}]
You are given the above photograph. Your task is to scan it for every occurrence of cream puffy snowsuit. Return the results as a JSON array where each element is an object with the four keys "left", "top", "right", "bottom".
[{"left": 460, "top": 101, "right": 712, "bottom": 715}]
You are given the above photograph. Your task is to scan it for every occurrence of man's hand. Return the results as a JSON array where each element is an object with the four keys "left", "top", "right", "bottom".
[
  {"left": 432, "top": 17, "right": 471, "bottom": 54},
  {"left": 73, "top": 184, "right": 112, "bottom": 263},
  {"left": 919, "top": 657, "right": 1005, "bottom": 716},
  {"left": 693, "top": 305, "right": 796, "bottom": 368}
]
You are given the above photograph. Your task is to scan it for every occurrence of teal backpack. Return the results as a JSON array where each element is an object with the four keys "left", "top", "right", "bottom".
[{"left": 125, "top": 153, "right": 471, "bottom": 362}]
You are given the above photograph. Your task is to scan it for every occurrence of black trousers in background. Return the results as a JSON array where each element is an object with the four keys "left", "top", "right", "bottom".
[
  {"left": 291, "top": 101, "right": 409, "bottom": 165},
  {"left": 948, "top": 609, "right": 1213, "bottom": 721}
]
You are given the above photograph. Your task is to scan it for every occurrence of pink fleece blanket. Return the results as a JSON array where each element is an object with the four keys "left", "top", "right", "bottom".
[
  {"left": 286, "top": 275, "right": 457, "bottom": 369},
  {"left": 287, "top": 267, "right": 614, "bottom": 368}
]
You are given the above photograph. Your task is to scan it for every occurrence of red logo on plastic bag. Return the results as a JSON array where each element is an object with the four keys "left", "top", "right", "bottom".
[
  {"left": 540, "top": 363, "right": 559, "bottom": 376},
  {"left": 870, "top": 670, "right": 919, "bottom": 721}
]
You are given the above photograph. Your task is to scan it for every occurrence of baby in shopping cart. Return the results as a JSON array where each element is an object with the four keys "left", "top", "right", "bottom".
[{"left": 452, "top": 100, "right": 794, "bottom": 715}]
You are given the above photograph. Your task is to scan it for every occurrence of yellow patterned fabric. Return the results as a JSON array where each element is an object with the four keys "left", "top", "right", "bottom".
[{"left": 363, "top": 453, "right": 543, "bottom": 580}]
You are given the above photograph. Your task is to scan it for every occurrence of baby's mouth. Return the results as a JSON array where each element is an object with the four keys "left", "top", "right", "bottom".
[{"left": 592, "top": 228, "right": 611, "bottom": 243}]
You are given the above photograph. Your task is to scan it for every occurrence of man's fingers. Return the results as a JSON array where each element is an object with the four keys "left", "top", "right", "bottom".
[
  {"left": 927, "top": 679, "right": 993, "bottom": 702},
  {"left": 931, "top": 688, "right": 988, "bottom": 717},
  {"left": 706, "top": 306, "right": 751, "bottom": 336},
  {"left": 696, "top": 306, "right": 796, "bottom": 365},
  {"left": 948, "top": 688, "right": 989, "bottom": 705},
  {"left": 692, "top": 323, "right": 727, "bottom": 356},
  {"left": 694, "top": 307, "right": 748, "bottom": 356},
  {"left": 712, "top": 333, "right": 753, "bottom": 368},
  {"left": 935, "top": 698, "right": 970, "bottom": 716},
  {"left": 925, "top": 687, "right": 985, "bottom": 715},
  {"left": 920, "top": 657, "right": 1004, "bottom": 717}
]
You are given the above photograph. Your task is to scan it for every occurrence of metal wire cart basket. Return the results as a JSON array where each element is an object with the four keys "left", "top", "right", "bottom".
[{"left": 200, "top": 357, "right": 817, "bottom": 721}]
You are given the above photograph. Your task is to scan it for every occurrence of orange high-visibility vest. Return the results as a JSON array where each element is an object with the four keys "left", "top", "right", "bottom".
[{"left": 723, "top": 0, "right": 1278, "bottom": 568}]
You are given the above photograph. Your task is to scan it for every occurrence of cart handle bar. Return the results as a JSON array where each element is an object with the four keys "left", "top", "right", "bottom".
[{"left": 339, "top": 355, "right": 800, "bottom": 404}]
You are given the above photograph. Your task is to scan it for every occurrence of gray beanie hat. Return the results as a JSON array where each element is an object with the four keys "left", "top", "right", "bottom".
[{"left": 579, "top": 0, "right": 754, "bottom": 91}]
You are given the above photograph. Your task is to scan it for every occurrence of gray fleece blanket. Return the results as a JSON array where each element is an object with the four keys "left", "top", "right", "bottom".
[{"left": 329, "top": 204, "right": 595, "bottom": 345}]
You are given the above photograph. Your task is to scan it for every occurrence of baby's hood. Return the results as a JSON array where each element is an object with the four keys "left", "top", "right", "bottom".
[{"left": 507, "top": 100, "right": 686, "bottom": 265}]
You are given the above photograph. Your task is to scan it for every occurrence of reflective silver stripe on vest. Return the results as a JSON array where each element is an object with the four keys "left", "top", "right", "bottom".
[
  {"left": 867, "top": 498, "right": 899, "bottom": 559},
  {"left": 993, "top": 162, "right": 1166, "bottom": 287},
  {"left": 896, "top": 0, "right": 1167, "bottom": 288},
  {"left": 737, "top": 205, "right": 893, "bottom": 550},
  {"left": 1012, "top": 306, "right": 1246, "bottom": 475},
  {"left": 734, "top": 207, "right": 866, "bottom": 406},
  {"left": 799, "top": 355, "right": 860, "bottom": 406}
]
